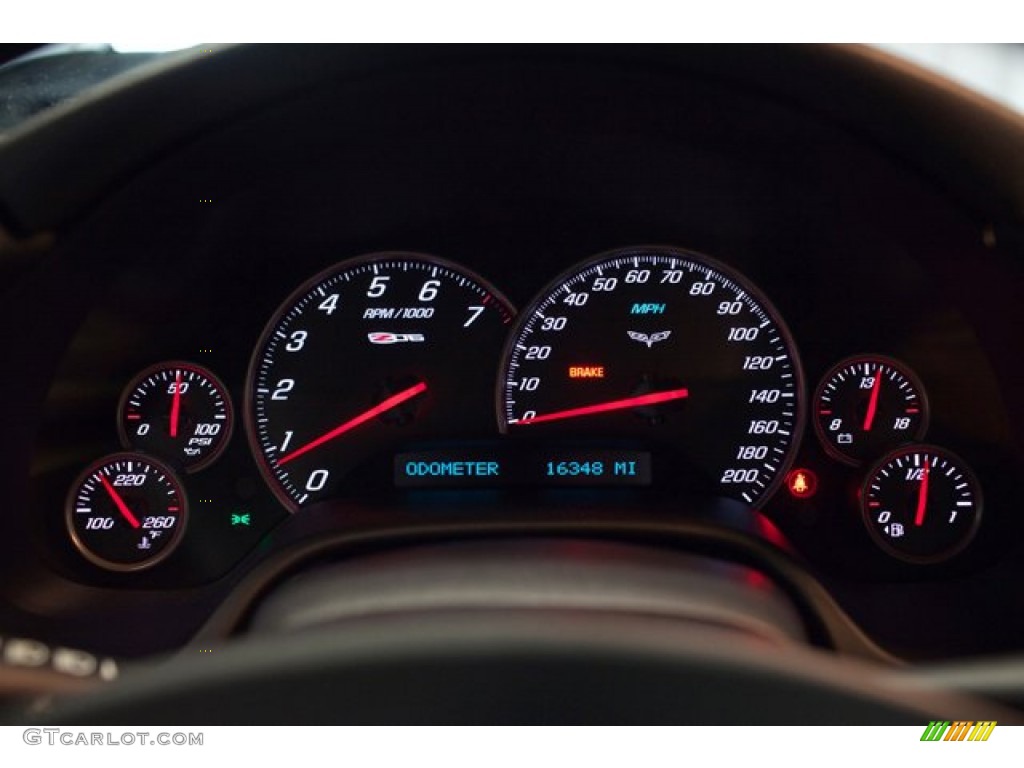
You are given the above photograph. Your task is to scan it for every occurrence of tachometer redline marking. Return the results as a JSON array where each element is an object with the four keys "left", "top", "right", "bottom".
[
  {"left": 277, "top": 381, "right": 428, "bottom": 466},
  {"left": 514, "top": 387, "right": 690, "bottom": 426},
  {"left": 98, "top": 473, "right": 142, "bottom": 529}
]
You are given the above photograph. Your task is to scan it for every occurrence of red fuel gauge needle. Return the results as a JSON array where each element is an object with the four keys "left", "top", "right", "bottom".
[
  {"left": 278, "top": 381, "right": 428, "bottom": 466},
  {"left": 914, "top": 458, "right": 930, "bottom": 527},
  {"left": 169, "top": 370, "right": 183, "bottom": 438},
  {"left": 862, "top": 369, "right": 882, "bottom": 432},
  {"left": 515, "top": 387, "right": 689, "bottom": 425},
  {"left": 98, "top": 473, "right": 141, "bottom": 529}
]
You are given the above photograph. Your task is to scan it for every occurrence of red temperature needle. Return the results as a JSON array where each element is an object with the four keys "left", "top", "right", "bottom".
[
  {"left": 98, "top": 473, "right": 142, "bottom": 529},
  {"left": 278, "top": 381, "right": 428, "bottom": 466},
  {"left": 515, "top": 387, "right": 689, "bottom": 426},
  {"left": 169, "top": 370, "right": 183, "bottom": 438},
  {"left": 914, "top": 458, "right": 930, "bottom": 527},
  {"left": 862, "top": 369, "right": 882, "bottom": 432}
]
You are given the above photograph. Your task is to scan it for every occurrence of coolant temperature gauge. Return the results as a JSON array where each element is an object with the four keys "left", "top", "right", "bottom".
[
  {"left": 119, "top": 362, "right": 233, "bottom": 472},
  {"left": 862, "top": 445, "right": 982, "bottom": 563},
  {"left": 814, "top": 355, "right": 928, "bottom": 465},
  {"left": 66, "top": 453, "right": 188, "bottom": 571}
]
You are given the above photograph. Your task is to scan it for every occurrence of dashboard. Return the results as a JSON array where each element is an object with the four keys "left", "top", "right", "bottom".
[{"left": 1, "top": 46, "right": 1024, "bottom": 714}]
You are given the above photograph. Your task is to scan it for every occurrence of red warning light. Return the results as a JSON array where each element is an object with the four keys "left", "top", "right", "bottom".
[
  {"left": 786, "top": 468, "right": 818, "bottom": 499},
  {"left": 569, "top": 366, "right": 605, "bottom": 379}
]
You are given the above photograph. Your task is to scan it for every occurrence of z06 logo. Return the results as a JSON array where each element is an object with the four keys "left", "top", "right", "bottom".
[{"left": 367, "top": 332, "right": 426, "bottom": 345}]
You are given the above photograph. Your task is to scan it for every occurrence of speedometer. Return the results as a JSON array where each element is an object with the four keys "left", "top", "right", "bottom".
[{"left": 498, "top": 246, "right": 804, "bottom": 506}]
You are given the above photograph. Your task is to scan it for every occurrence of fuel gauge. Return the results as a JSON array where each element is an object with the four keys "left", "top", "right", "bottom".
[
  {"left": 861, "top": 445, "right": 982, "bottom": 564},
  {"left": 814, "top": 355, "right": 927, "bottom": 465},
  {"left": 119, "top": 362, "right": 233, "bottom": 472}
]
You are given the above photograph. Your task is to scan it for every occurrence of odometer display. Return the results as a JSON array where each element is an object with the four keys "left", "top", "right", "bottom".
[{"left": 499, "top": 246, "right": 804, "bottom": 506}]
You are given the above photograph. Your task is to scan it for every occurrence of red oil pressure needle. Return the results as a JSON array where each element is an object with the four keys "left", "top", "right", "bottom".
[
  {"left": 515, "top": 387, "right": 689, "bottom": 425},
  {"left": 278, "top": 381, "right": 428, "bottom": 466},
  {"left": 169, "top": 370, "right": 183, "bottom": 438},
  {"left": 98, "top": 473, "right": 142, "bottom": 529}
]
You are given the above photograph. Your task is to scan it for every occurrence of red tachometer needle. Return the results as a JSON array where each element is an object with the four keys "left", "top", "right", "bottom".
[
  {"left": 169, "top": 370, "right": 183, "bottom": 438},
  {"left": 514, "top": 387, "right": 690, "bottom": 426},
  {"left": 914, "top": 458, "right": 930, "bottom": 527},
  {"left": 278, "top": 381, "right": 428, "bottom": 466},
  {"left": 862, "top": 369, "right": 883, "bottom": 432},
  {"left": 98, "top": 473, "right": 142, "bottom": 529}
]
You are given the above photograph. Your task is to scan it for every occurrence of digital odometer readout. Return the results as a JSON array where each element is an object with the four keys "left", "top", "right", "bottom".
[{"left": 395, "top": 448, "right": 651, "bottom": 488}]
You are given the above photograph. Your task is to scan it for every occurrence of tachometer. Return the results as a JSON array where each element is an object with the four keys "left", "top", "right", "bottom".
[
  {"left": 498, "top": 246, "right": 804, "bottom": 506},
  {"left": 246, "top": 252, "right": 514, "bottom": 510}
]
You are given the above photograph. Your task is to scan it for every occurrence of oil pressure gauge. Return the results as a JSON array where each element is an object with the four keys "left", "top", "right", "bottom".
[
  {"left": 814, "top": 355, "right": 927, "bottom": 465},
  {"left": 119, "top": 362, "right": 233, "bottom": 472},
  {"left": 861, "top": 445, "right": 981, "bottom": 564}
]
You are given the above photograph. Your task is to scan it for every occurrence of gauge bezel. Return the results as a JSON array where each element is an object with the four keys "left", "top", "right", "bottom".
[
  {"left": 496, "top": 244, "right": 806, "bottom": 507},
  {"left": 860, "top": 444, "right": 983, "bottom": 565},
  {"left": 812, "top": 353, "right": 929, "bottom": 467},
  {"left": 65, "top": 452, "right": 189, "bottom": 573},
  {"left": 117, "top": 361, "right": 234, "bottom": 473}
]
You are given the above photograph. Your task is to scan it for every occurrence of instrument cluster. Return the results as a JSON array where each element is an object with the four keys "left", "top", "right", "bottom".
[{"left": 43, "top": 243, "right": 993, "bottom": 585}]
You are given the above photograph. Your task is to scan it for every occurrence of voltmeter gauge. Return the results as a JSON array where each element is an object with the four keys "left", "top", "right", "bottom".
[
  {"left": 119, "top": 362, "right": 233, "bottom": 472},
  {"left": 66, "top": 453, "right": 188, "bottom": 572},
  {"left": 814, "top": 355, "right": 927, "bottom": 465},
  {"left": 861, "top": 445, "right": 981, "bottom": 564}
]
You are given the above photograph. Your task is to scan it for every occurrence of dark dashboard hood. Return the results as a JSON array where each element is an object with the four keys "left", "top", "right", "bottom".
[{"left": 2, "top": 45, "right": 1024, "bottom": 236}]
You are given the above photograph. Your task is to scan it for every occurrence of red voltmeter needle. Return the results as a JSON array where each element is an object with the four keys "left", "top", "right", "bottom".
[
  {"left": 914, "top": 457, "right": 931, "bottom": 527},
  {"left": 169, "top": 370, "right": 183, "bottom": 438},
  {"left": 278, "top": 381, "right": 428, "bottom": 466},
  {"left": 97, "top": 473, "right": 142, "bottom": 529},
  {"left": 514, "top": 387, "right": 690, "bottom": 426},
  {"left": 862, "top": 369, "right": 883, "bottom": 432}
]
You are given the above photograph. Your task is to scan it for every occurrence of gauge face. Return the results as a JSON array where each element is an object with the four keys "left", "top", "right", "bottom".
[
  {"left": 246, "top": 252, "right": 515, "bottom": 510},
  {"left": 862, "top": 445, "right": 981, "bottom": 563},
  {"left": 66, "top": 453, "right": 187, "bottom": 572},
  {"left": 814, "top": 355, "right": 927, "bottom": 465},
  {"left": 499, "top": 246, "right": 804, "bottom": 506},
  {"left": 119, "top": 362, "right": 233, "bottom": 471}
]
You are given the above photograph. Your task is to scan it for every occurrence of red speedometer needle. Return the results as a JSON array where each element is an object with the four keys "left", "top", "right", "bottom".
[
  {"left": 514, "top": 387, "right": 690, "bottom": 426},
  {"left": 914, "top": 458, "right": 930, "bottom": 527},
  {"left": 98, "top": 473, "right": 141, "bottom": 529},
  {"left": 862, "top": 369, "right": 882, "bottom": 432},
  {"left": 169, "top": 369, "right": 183, "bottom": 438},
  {"left": 277, "top": 381, "right": 428, "bottom": 466}
]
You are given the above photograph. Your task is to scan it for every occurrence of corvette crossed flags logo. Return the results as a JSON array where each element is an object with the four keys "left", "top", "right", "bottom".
[{"left": 627, "top": 330, "right": 672, "bottom": 348}]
